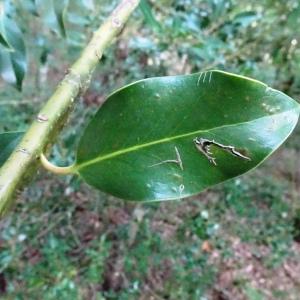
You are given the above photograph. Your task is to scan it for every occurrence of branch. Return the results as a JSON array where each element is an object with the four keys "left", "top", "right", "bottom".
[{"left": 0, "top": 0, "right": 141, "bottom": 218}]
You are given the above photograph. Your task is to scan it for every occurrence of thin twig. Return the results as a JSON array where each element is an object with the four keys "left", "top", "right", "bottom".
[{"left": 0, "top": 0, "right": 141, "bottom": 218}]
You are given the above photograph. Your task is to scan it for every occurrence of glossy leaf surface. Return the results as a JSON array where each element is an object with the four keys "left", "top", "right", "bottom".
[
  {"left": 76, "top": 71, "right": 300, "bottom": 202},
  {"left": 0, "top": 132, "right": 22, "bottom": 167}
]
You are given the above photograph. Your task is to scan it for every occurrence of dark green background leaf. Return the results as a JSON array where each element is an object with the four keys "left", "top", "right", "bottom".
[
  {"left": 36, "top": 0, "right": 69, "bottom": 37},
  {"left": 75, "top": 71, "right": 300, "bottom": 202},
  {"left": 139, "top": 0, "right": 161, "bottom": 32},
  {"left": 0, "top": 2, "right": 13, "bottom": 50},
  {"left": 19, "top": 0, "right": 38, "bottom": 16},
  {"left": 0, "top": 132, "right": 22, "bottom": 167},
  {"left": 0, "top": 3, "right": 26, "bottom": 90}
]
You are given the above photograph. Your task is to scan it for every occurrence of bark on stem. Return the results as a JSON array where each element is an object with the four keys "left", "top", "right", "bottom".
[{"left": 0, "top": 0, "right": 140, "bottom": 218}]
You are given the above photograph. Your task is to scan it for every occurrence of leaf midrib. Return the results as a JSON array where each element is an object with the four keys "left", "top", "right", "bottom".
[{"left": 76, "top": 110, "right": 296, "bottom": 171}]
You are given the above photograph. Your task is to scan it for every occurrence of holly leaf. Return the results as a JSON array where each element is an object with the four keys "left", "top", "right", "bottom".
[{"left": 75, "top": 70, "right": 300, "bottom": 202}]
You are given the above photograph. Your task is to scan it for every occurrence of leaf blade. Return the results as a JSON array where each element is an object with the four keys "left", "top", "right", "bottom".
[
  {"left": 76, "top": 70, "right": 300, "bottom": 201},
  {"left": 139, "top": 0, "right": 161, "bottom": 32},
  {"left": 0, "top": 3, "right": 27, "bottom": 90}
]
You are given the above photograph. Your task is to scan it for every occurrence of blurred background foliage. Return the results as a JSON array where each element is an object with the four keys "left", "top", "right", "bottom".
[{"left": 0, "top": 0, "right": 300, "bottom": 299}]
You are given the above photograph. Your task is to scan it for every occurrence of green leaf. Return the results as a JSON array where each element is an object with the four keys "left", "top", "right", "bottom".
[
  {"left": 0, "top": 3, "right": 27, "bottom": 90},
  {"left": 0, "top": 132, "right": 23, "bottom": 167},
  {"left": 36, "top": 0, "right": 69, "bottom": 37},
  {"left": 287, "top": 6, "right": 300, "bottom": 30},
  {"left": 75, "top": 70, "right": 300, "bottom": 202},
  {"left": 19, "top": 0, "right": 38, "bottom": 16},
  {"left": 139, "top": 0, "right": 161, "bottom": 32},
  {"left": 233, "top": 12, "right": 261, "bottom": 28},
  {"left": 0, "top": 2, "right": 13, "bottom": 49},
  {"left": 77, "top": 0, "right": 94, "bottom": 11},
  {"left": 244, "top": 285, "right": 265, "bottom": 300}
]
